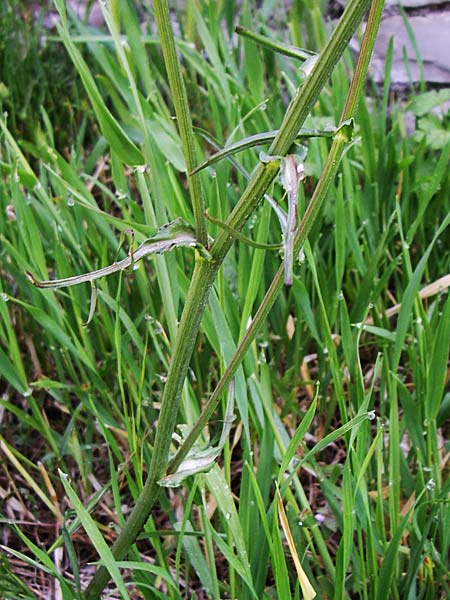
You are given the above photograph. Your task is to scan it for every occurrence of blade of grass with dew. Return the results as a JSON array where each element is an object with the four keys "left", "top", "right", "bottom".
[
  {"left": 277, "top": 390, "right": 318, "bottom": 482},
  {"left": 53, "top": 0, "right": 143, "bottom": 166},
  {"left": 174, "top": 520, "right": 217, "bottom": 600},
  {"left": 59, "top": 469, "right": 132, "bottom": 600},
  {"left": 271, "top": 494, "right": 293, "bottom": 600},
  {"left": 425, "top": 291, "right": 450, "bottom": 421}
]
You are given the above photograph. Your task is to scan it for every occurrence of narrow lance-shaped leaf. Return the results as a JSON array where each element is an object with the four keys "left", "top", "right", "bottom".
[
  {"left": 191, "top": 127, "right": 334, "bottom": 175},
  {"left": 194, "top": 128, "right": 289, "bottom": 231},
  {"left": 280, "top": 153, "right": 306, "bottom": 285},
  {"left": 26, "top": 219, "right": 202, "bottom": 290},
  {"left": 158, "top": 381, "right": 236, "bottom": 488},
  {"left": 53, "top": 0, "right": 144, "bottom": 166}
]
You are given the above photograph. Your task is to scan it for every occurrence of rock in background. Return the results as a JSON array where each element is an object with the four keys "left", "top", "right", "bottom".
[
  {"left": 338, "top": 0, "right": 450, "bottom": 87},
  {"left": 34, "top": 0, "right": 450, "bottom": 89}
]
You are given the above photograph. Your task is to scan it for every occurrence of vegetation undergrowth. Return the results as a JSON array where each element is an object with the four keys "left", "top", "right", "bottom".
[{"left": 0, "top": 0, "right": 449, "bottom": 599}]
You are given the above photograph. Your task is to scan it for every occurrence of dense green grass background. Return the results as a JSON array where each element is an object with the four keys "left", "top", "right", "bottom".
[{"left": 0, "top": 1, "right": 449, "bottom": 598}]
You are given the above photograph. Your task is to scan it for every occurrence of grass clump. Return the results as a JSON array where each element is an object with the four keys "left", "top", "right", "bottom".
[{"left": 0, "top": 1, "right": 449, "bottom": 599}]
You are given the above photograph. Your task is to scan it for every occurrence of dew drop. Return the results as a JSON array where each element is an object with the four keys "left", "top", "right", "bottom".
[
  {"left": 426, "top": 479, "right": 435, "bottom": 491},
  {"left": 67, "top": 197, "right": 75, "bottom": 207},
  {"left": 368, "top": 410, "right": 376, "bottom": 421},
  {"left": 1, "top": 292, "right": 9, "bottom": 302},
  {"left": 115, "top": 190, "right": 127, "bottom": 200}
]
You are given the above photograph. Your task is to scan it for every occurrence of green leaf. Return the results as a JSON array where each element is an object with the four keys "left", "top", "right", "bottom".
[
  {"left": 192, "top": 129, "right": 331, "bottom": 175},
  {"left": 159, "top": 385, "right": 235, "bottom": 487},
  {"left": 426, "top": 292, "right": 450, "bottom": 420},
  {"left": 278, "top": 390, "right": 318, "bottom": 481},
  {"left": 53, "top": 0, "right": 143, "bottom": 166},
  {"left": 27, "top": 219, "right": 199, "bottom": 290},
  {"left": 0, "top": 345, "right": 29, "bottom": 395},
  {"left": 409, "top": 89, "right": 450, "bottom": 117},
  {"left": 205, "top": 465, "right": 253, "bottom": 586},
  {"left": 174, "top": 521, "right": 216, "bottom": 598},
  {"left": 415, "top": 115, "right": 450, "bottom": 150},
  {"left": 59, "top": 470, "right": 131, "bottom": 600}
]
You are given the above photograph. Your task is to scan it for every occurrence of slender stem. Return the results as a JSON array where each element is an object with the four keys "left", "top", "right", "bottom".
[
  {"left": 169, "top": 0, "right": 385, "bottom": 543},
  {"left": 235, "top": 24, "right": 315, "bottom": 61},
  {"left": 169, "top": 132, "right": 351, "bottom": 477},
  {"left": 152, "top": 0, "right": 207, "bottom": 247},
  {"left": 85, "top": 1, "right": 372, "bottom": 597}
]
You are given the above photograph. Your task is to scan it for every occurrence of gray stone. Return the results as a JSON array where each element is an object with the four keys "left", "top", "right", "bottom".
[
  {"left": 384, "top": 0, "right": 449, "bottom": 7},
  {"left": 369, "top": 12, "right": 450, "bottom": 85}
]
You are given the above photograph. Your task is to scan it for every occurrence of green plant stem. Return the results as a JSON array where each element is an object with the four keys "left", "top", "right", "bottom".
[
  {"left": 152, "top": 0, "right": 207, "bottom": 247},
  {"left": 85, "top": 1, "right": 372, "bottom": 597},
  {"left": 235, "top": 24, "right": 314, "bottom": 61},
  {"left": 169, "top": 129, "right": 353, "bottom": 476},
  {"left": 168, "top": 0, "right": 385, "bottom": 561}
]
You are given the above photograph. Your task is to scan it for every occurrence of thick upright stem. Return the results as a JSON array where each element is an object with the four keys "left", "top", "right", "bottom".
[{"left": 85, "top": 1, "right": 372, "bottom": 597}]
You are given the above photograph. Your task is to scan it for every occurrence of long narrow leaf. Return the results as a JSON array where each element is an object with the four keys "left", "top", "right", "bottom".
[{"left": 53, "top": 0, "right": 143, "bottom": 166}]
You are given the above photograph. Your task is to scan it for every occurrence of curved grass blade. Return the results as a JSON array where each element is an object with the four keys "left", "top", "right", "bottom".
[
  {"left": 53, "top": 0, "right": 143, "bottom": 166},
  {"left": 59, "top": 470, "right": 131, "bottom": 600}
]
